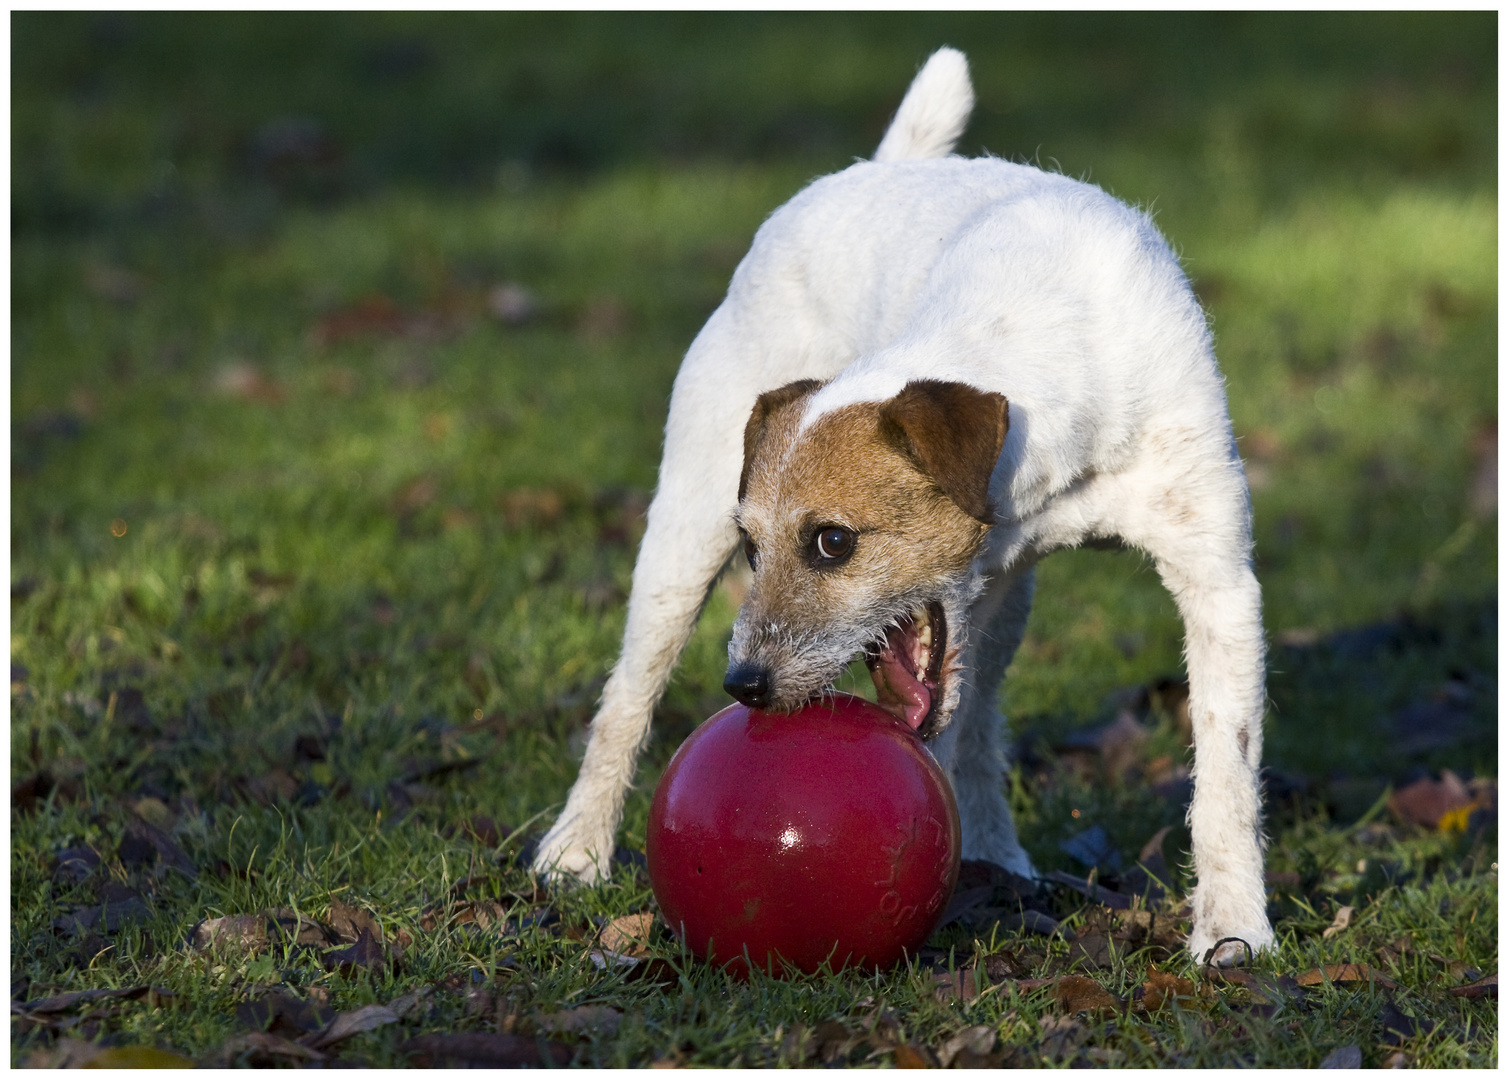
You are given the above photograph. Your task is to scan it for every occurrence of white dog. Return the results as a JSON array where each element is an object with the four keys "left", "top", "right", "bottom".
[{"left": 534, "top": 48, "right": 1272, "bottom": 964}]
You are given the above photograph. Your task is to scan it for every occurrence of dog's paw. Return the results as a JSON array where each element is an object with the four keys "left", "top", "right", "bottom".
[
  {"left": 1187, "top": 924, "right": 1276, "bottom": 968},
  {"left": 531, "top": 825, "right": 612, "bottom": 886}
]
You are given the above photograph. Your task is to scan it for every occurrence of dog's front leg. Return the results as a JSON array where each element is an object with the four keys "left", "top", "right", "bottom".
[
  {"left": 533, "top": 329, "right": 753, "bottom": 883},
  {"left": 927, "top": 567, "right": 1038, "bottom": 878}
]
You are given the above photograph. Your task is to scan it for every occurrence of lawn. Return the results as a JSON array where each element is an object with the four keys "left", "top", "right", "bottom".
[{"left": 10, "top": 12, "right": 1497, "bottom": 1068}]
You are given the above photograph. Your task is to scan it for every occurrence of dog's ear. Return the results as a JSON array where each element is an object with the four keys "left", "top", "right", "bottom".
[
  {"left": 739, "top": 379, "right": 824, "bottom": 501},
  {"left": 878, "top": 380, "right": 1008, "bottom": 524}
]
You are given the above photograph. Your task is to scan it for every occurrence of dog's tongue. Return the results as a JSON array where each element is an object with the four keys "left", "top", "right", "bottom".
[{"left": 867, "top": 624, "right": 931, "bottom": 730}]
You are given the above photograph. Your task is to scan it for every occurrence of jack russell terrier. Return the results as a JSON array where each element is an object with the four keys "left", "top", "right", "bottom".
[{"left": 533, "top": 48, "right": 1272, "bottom": 965}]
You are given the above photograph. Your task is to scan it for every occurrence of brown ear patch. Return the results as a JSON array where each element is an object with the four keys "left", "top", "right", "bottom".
[
  {"left": 739, "top": 379, "right": 824, "bottom": 501},
  {"left": 878, "top": 380, "right": 1008, "bottom": 524}
]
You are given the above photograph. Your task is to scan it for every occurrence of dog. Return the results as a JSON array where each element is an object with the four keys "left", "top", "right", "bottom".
[{"left": 533, "top": 47, "right": 1273, "bottom": 964}]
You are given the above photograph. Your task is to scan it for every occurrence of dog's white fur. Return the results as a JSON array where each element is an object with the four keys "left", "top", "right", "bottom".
[{"left": 534, "top": 48, "right": 1273, "bottom": 963}]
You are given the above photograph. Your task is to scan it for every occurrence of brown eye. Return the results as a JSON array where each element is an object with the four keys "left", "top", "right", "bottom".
[
  {"left": 815, "top": 526, "right": 855, "bottom": 562},
  {"left": 743, "top": 534, "right": 758, "bottom": 571}
]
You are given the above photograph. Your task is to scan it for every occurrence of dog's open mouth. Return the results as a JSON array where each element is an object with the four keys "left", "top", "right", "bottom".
[{"left": 865, "top": 601, "right": 946, "bottom": 731}]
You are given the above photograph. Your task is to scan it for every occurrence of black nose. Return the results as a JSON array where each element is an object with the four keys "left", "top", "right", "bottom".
[{"left": 723, "top": 663, "right": 772, "bottom": 709}]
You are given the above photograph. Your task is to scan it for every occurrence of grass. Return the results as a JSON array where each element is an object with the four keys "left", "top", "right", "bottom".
[{"left": 10, "top": 11, "right": 1497, "bottom": 1068}]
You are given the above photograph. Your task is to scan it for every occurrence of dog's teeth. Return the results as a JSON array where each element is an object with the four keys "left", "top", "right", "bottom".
[{"left": 916, "top": 621, "right": 932, "bottom": 649}]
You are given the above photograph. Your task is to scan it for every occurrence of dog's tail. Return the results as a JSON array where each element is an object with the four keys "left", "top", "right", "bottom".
[{"left": 873, "top": 47, "right": 974, "bottom": 163}]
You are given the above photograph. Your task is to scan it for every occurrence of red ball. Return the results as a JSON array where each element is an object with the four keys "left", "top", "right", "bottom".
[{"left": 646, "top": 694, "right": 960, "bottom": 977}]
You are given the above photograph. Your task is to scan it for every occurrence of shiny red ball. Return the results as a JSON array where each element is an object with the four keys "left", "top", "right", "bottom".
[{"left": 646, "top": 694, "right": 960, "bottom": 977}]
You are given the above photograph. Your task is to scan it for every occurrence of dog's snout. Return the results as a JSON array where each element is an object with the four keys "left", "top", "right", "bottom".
[{"left": 723, "top": 662, "right": 773, "bottom": 709}]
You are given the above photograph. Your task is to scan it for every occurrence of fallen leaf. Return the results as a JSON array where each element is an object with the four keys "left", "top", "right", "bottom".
[
  {"left": 1447, "top": 972, "right": 1497, "bottom": 999},
  {"left": 1322, "top": 905, "right": 1356, "bottom": 939},
  {"left": 236, "top": 989, "right": 335, "bottom": 1037},
  {"left": 1136, "top": 968, "right": 1197, "bottom": 1011},
  {"left": 982, "top": 949, "right": 1031, "bottom": 982},
  {"left": 600, "top": 911, "right": 655, "bottom": 955},
  {"left": 328, "top": 898, "right": 384, "bottom": 945},
  {"left": 892, "top": 1043, "right": 933, "bottom": 1068},
  {"left": 327, "top": 926, "right": 385, "bottom": 974},
  {"left": 542, "top": 1004, "right": 622, "bottom": 1037},
  {"left": 118, "top": 815, "right": 198, "bottom": 878},
  {"left": 1053, "top": 974, "right": 1122, "bottom": 1014},
  {"left": 386, "top": 986, "right": 433, "bottom": 1019},
  {"left": 1380, "top": 999, "right": 1437, "bottom": 1046},
  {"left": 1318, "top": 1044, "right": 1362, "bottom": 1068},
  {"left": 304, "top": 1003, "right": 399, "bottom": 1049},
  {"left": 1036, "top": 1014, "right": 1086, "bottom": 1063},
  {"left": 1295, "top": 964, "right": 1398, "bottom": 990},
  {"left": 190, "top": 914, "right": 267, "bottom": 953},
  {"left": 1388, "top": 771, "right": 1473, "bottom": 830},
  {"left": 201, "top": 1032, "right": 325, "bottom": 1067},
  {"left": 401, "top": 1032, "right": 572, "bottom": 1068},
  {"left": 936, "top": 1024, "right": 995, "bottom": 1067},
  {"left": 933, "top": 969, "right": 978, "bottom": 1003},
  {"left": 16, "top": 985, "right": 158, "bottom": 1014}
]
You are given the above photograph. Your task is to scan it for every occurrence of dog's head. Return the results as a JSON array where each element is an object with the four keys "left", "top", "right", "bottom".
[{"left": 725, "top": 378, "right": 1007, "bottom": 738}]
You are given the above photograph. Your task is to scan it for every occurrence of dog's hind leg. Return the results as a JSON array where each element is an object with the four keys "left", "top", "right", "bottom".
[
  {"left": 532, "top": 317, "right": 757, "bottom": 883},
  {"left": 928, "top": 566, "right": 1038, "bottom": 878}
]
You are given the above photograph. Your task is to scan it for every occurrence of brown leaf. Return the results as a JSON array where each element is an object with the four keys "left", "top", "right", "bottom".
[
  {"left": 304, "top": 1004, "right": 399, "bottom": 1049},
  {"left": 327, "top": 926, "right": 385, "bottom": 974},
  {"left": 1136, "top": 968, "right": 1197, "bottom": 1012},
  {"left": 401, "top": 1032, "right": 572, "bottom": 1068},
  {"left": 1447, "top": 972, "right": 1498, "bottom": 1000},
  {"left": 936, "top": 1025, "right": 995, "bottom": 1067},
  {"left": 892, "top": 1043, "right": 934, "bottom": 1068},
  {"left": 201, "top": 1032, "right": 325, "bottom": 1067},
  {"left": 983, "top": 949, "right": 1031, "bottom": 982},
  {"left": 1065, "top": 933, "right": 1114, "bottom": 969},
  {"left": 1036, "top": 1014, "right": 1086, "bottom": 1063},
  {"left": 236, "top": 989, "right": 335, "bottom": 1037},
  {"left": 933, "top": 969, "right": 978, "bottom": 1003},
  {"left": 600, "top": 911, "right": 655, "bottom": 956},
  {"left": 1322, "top": 905, "right": 1356, "bottom": 939},
  {"left": 119, "top": 815, "right": 198, "bottom": 878},
  {"left": 1388, "top": 771, "right": 1473, "bottom": 829},
  {"left": 1053, "top": 974, "right": 1122, "bottom": 1015},
  {"left": 16, "top": 985, "right": 156, "bottom": 1014},
  {"left": 328, "top": 898, "right": 383, "bottom": 945},
  {"left": 191, "top": 914, "right": 266, "bottom": 953},
  {"left": 1318, "top": 1045, "right": 1363, "bottom": 1068},
  {"left": 542, "top": 1004, "right": 622, "bottom": 1037},
  {"left": 1295, "top": 964, "right": 1398, "bottom": 989}
]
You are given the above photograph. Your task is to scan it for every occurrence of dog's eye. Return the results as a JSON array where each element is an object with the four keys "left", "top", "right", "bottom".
[
  {"left": 815, "top": 526, "right": 855, "bottom": 562},
  {"left": 743, "top": 534, "right": 758, "bottom": 571}
]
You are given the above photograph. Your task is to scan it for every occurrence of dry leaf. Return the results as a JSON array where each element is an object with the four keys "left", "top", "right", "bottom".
[
  {"left": 933, "top": 969, "right": 978, "bottom": 1003},
  {"left": 304, "top": 1003, "right": 398, "bottom": 1049},
  {"left": 543, "top": 1004, "right": 623, "bottom": 1037},
  {"left": 1295, "top": 964, "right": 1398, "bottom": 989},
  {"left": 327, "top": 926, "right": 385, "bottom": 974},
  {"left": 401, "top": 1032, "right": 572, "bottom": 1068},
  {"left": 1054, "top": 974, "right": 1122, "bottom": 1015},
  {"left": 600, "top": 910, "right": 655, "bottom": 955},
  {"left": 328, "top": 898, "right": 383, "bottom": 944},
  {"left": 1137, "top": 968, "right": 1197, "bottom": 1011},
  {"left": 892, "top": 1043, "right": 933, "bottom": 1068},
  {"left": 1447, "top": 972, "right": 1497, "bottom": 1000},
  {"left": 201, "top": 1032, "right": 325, "bottom": 1067},
  {"left": 1319, "top": 1045, "right": 1362, "bottom": 1068},
  {"left": 1388, "top": 771, "right": 1473, "bottom": 829},
  {"left": 1322, "top": 905, "right": 1356, "bottom": 939},
  {"left": 936, "top": 1025, "right": 995, "bottom": 1067}
]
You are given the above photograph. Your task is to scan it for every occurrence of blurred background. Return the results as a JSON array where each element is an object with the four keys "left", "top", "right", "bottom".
[{"left": 11, "top": 12, "right": 1497, "bottom": 853}]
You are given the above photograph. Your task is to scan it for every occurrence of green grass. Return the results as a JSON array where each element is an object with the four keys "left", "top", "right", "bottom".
[{"left": 10, "top": 12, "right": 1496, "bottom": 1067}]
